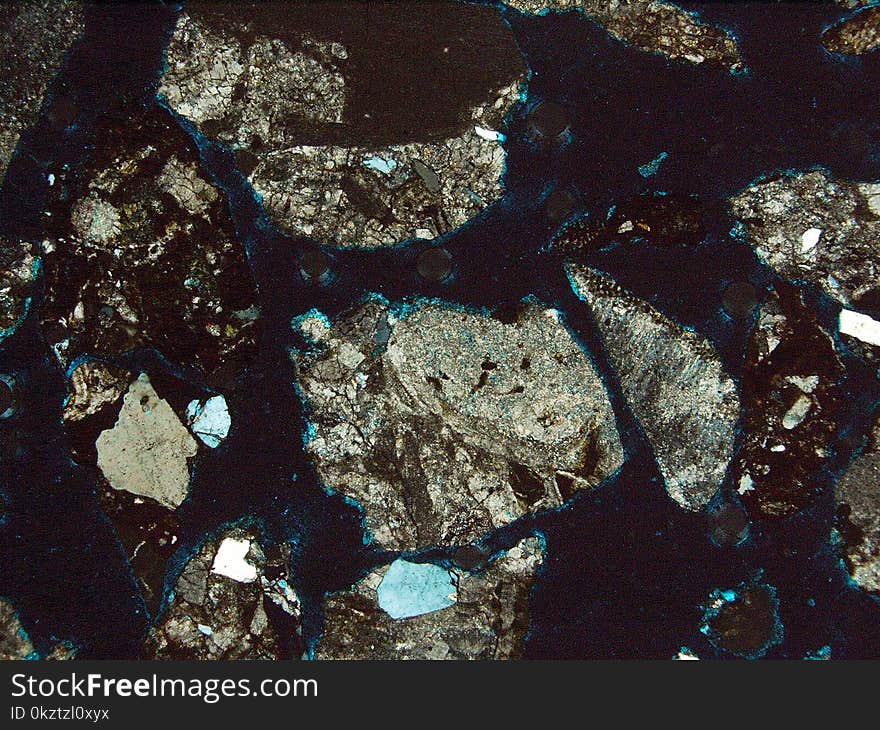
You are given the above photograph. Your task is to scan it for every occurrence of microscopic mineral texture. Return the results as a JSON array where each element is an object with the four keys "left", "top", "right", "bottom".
[
  {"left": 0, "top": 239, "right": 36, "bottom": 338},
  {"left": 315, "top": 537, "right": 543, "bottom": 659},
  {"left": 294, "top": 299, "right": 623, "bottom": 551},
  {"left": 836, "top": 416, "right": 880, "bottom": 592},
  {"left": 823, "top": 5, "right": 880, "bottom": 54},
  {"left": 41, "top": 104, "right": 259, "bottom": 383},
  {"left": 63, "top": 360, "right": 130, "bottom": 423},
  {"left": 159, "top": 1, "right": 527, "bottom": 247},
  {"left": 96, "top": 374, "right": 198, "bottom": 510},
  {"left": 0, "top": 598, "right": 34, "bottom": 660},
  {"left": 734, "top": 284, "right": 844, "bottom": 519},
  {"left": 0, "top": 1, "right": 84, "bottom": 180},
  {"left": 0, "top": 599, "right": 77, "bottom": 660},
  {"left": 553, "top": 192, "right": 708, "bottom": 254},
  {"left": 145, "top": 529, "right": 301, "bottom": 659},
  {"left": 568, "top": 265, "right": 740, "bottom": 511},
  {"left": 504, "top": 0, "right": 744, "bottom": 71},
  {"left": 730, "top": 169, "right": 880, "bottom": 311}
]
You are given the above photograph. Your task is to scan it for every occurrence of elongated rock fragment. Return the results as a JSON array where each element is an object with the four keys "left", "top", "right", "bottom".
[
  {"left": 503, "top": 0, "right": 744, "bottom": 72},
  {"left": 567, "top": 265, "right": 740, "bottom": 511},
  {"left": 734, "top": 284, "right": 844, "bottom": 519},
  {"left": 294, "top": 299, "right": 623, "bottom": 551},
  {"left": 315, "top": 537, "right": 543, "bottom": 659},
  {"left": 823, "top": 5, "right": 880, "bottom": 55}
]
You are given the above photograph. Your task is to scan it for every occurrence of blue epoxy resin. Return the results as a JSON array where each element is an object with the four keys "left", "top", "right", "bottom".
[
  {"left": 377, "top": 560, "right": 457, "bottom": 619},
  {"left": 638, "top": 151, "right": 668, "bottom": 178}
]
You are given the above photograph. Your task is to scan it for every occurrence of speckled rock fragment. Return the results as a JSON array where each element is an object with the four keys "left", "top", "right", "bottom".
[
  {"left": 41, "top": 104, "right": 259, "bottom": 383},
  {"left": 0, "top": 239, "right": 37, "bottom": 339},
  {"left": 63, "top": 360, "right": 130, "bottom": 422},
  {"left": 836, "top": 417, "right": 880, "bottom": 593},
  {"left": 145, "top": 529, "right": 301, "bottom": 659},
  {"left": 729, "top": 169, "right": 880, "bottom": 312},
  {"left": 315, "top": 537, "right": 543, "bottom": 659},
  {"left": 568, "top": 266, "right": 739, "bottom": 510},
  {"left": 159, "top": 1, "right": 527, "bottom": 247},
  {"left": 504, "top": 0, "right": 743, "bottom": 72},
  {"left": 734, "top": 284, "right": 844, "bottom": 519},
  {"left": 0, "top": 598, "right": 35, "bottom": 660},
  {"left": 823, "top": 5, "right": 880, "bottom": 55},
  {"left": 294, "top": 299, "right": 623, "bottom": 551},
  {"left": 0, "top": 1, "right": 85, "bottom": 180}
]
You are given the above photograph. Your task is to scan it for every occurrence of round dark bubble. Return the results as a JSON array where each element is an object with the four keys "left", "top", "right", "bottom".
[
  {"left": 300, "top": 247, "right": 331, "bottom": 281},
  {"left": 544, "top": 188, "right": 578, "bottom": 226},
  {"left": 722, "top": 281, "right": 759, "bottom": 320},
  {"left": 453, "top": 544, "right": 487, "bottom": 572},
  {"left": 707, "top": 585, "right": 780, "bottom": 658},
  {"left": 527, "top": 100, "right": 571, "bottom": 143},
  {"left": 0, "top": 375, "right": 15, "bottom": 419},
  {"left": 707, "top": 501, "right": 750, "bottom": 547},
  {"left": 416, "top": 246, "right": 453, "bottom": 283}
]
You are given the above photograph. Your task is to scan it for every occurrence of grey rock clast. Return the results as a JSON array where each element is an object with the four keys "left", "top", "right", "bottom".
[
  {"left": 146, "top": 528, "right": 302, "bottom": 659},
  {"left": 96, "top": 374, "right": 198, "bottom": 510},
  {"left": 315, "top": 537, "right": 543, "bottom": 659},
  {"left": 293, "top": 299, "right": 623, "bottom": 551},
  {"left": 504, "top": 0, "right": 744, "bottom": 72},
  {"left": 730, "top": 169, "right": 880, "bottom": 313},
  {"left": 0, "top": 1, "right": 85, "bottom": 181},
  {"left": 567, "top": 265, "right": 740, "bottom": 511},
  {"left": 159, "top": 2, "right": 527, "bottom": 248},
  {"left": 837, "top": 417, "right": 880, "bottom": 592}
]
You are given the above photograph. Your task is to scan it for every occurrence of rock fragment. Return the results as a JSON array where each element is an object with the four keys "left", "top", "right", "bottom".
[
  {"left": 96, "top": 374, "right": 198, "bottom": 510},
  {"left": 0, "top": 598, "right": 36, "bottom": 660},
  {"left": 700, "top": 581, "right": 783, "bottom": 658},
  {"left": 98, "top": 487, "right": 182, "bottom": 617},
  {"left": 145, "top": 529, "right": 301, "bottom": 659},
  {"left": 0, "top": 240, "right": 37, "bottom": 340},
  {"left": 504, "top": 0, "right": 744, "bottom": 72},
  {"left": 294, "top": 299, "right": 623, "bottom": 551},
  {"left": 729, "top": 169, "right": 880, "bottom": 312},
  {"left": 568, "top": 265, "right": 740, "bottom": 511},
  {"left": 734, "top": 284, "right": 844, "bottom": 519},
  {"left": 41, "top": 104, "right": 259, "bottom": 382},
  {"left": 159, "top": 2, "right": 527, "bottom": 248},
  {"left": 822, "top": 5, "right": 880, "bottom": 55},
  {"left": 315, "top": 537, "right": 543, "bottom": 659},
  {"left": 63, "top": 360, "right": 130, "bottom": 423},
  {"left": 836, "top": 417, "right": 880, "bottom": 593},
  {"left": 0, "top": 1, "right": 85, "bottom": 180}
]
